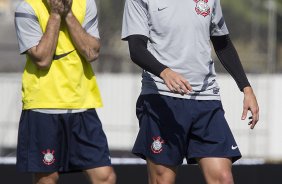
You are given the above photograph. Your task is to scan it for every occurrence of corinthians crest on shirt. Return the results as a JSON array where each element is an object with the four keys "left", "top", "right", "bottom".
[
  {"left": 194, "top": 0, "right": 210, "bottom": 17},
  {"left": 151, "top": 136, "right": 165, "bottom": 154},
  {"left": 42, "top": 149, "right": 55, "bottom": 165}
]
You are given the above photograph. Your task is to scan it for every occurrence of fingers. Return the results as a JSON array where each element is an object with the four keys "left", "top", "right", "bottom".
[
  {"left": 172, "top": 76, "right": 192, "bottom": 95},
  {"left": 48, "top": 0, "right": 64, "bottom": 15},
  {"left": 171, "top": 80, "right": 192, "bottom": 95},
  {"left": 242, "top": 90, "right": 259, "bottom": 129},
  {"left": 241, "top": 107, "right": 248, "bottom": 120},
  {"left": 48, "top": 0, "right": 72, "bottom": 16},
  {"left": 161, "top": 68, "right": 192, "bottom": 95},
  {"left": 244, "top": 110, "right": 258, "bottom": 129},
  {"left": 182, "top": 80, "right": 193, "bottom": 92},
  {"left": 166, "top": 83, "right": 175, "bottom": 93},
  {"left": 244, "top": 107, "right": 259, "bottom": 129},
  {"left": 249, "top": 107, "right": 259, "bottom": 129},
  {"left": 165, "top": 81, "right": 184, "bottom": 94},
  {"left": 242, "top": 107, "right": 259, "bottom": 129},
  {"left": 64, "top": 0, "right": 72, "bottom": 8}
]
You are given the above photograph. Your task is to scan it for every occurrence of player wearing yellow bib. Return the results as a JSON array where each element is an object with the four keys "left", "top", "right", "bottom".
[{"left": 15, "top": 0, "right": 116, "bottom": 183}]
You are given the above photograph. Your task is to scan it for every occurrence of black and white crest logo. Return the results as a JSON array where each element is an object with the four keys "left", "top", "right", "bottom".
[
  {"left": 42, "top": 149, "right": 55, "bottom": 165},
  {"left": 194, "top": 0, "right": 210, "bottom": 17},
  {"left": 151, "top": 136, "right": 165, "bottom": 154}
]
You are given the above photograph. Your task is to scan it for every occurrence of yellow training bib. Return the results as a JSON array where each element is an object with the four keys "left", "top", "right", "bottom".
[{"left": 22, "top": 0, "right": 103, "bottom": 109}]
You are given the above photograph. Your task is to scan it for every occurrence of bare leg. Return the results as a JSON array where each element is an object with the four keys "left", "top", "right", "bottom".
[
  {"left": 33, "top": 172, "right": 59, "bottom": 184},
  {"left": 84, "top": 166, "right": 116, "bottom": 184},
  {"left": 198, "top": 157, "right": 234, "bottom": 184},
  {"left": 147, "top": 159, "right": 178, "bottom": 184}
]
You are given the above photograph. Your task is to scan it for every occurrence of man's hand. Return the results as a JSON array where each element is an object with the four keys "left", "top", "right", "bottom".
[
  {"left": 63, "top": 0, "right": 73, "bottom": 17},
  {"left": 47, "top": 0, "right": 64, "bottom": 16},
  {"left": 160, "top": 68, "right": 193, "bottom": 95},
  {"left": 241, "top": 86, "right": 259, "bottom": 129}
]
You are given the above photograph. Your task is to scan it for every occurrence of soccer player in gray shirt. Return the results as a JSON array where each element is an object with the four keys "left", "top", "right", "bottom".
[{"left": 122, "top": 0, "right": 259, "bottom": 183}]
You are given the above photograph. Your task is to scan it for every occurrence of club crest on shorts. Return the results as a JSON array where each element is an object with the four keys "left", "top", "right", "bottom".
[
  {"left": 194, "top": 0, "right": 210, "bottom": 17},
  {"left": 42, "top": 149, "right": 55, "bottom": 165},
  {"left": 151, "top": 136, "right": 165, "bottom": 154}
]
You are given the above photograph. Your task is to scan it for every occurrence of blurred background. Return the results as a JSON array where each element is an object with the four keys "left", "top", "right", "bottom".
[{"left": 0, "top": 0, "right": 282, "bottom": 183}]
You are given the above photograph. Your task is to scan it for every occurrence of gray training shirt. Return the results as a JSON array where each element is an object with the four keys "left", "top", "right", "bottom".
[{"left": 122, "top": 0, "right": 229, "bottom": 100}]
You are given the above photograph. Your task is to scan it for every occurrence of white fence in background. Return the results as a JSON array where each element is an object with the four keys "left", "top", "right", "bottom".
[{"left": 0, "top": 73, "right": 281, "bottom": 161}]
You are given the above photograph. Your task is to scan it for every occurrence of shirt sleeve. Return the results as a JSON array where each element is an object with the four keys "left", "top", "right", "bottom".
[
  {"left": 210, "top": 0, "right": 229, "bottom": 36},
  {"left": 121, "top": 0, "right": 150, "bottom": 40},
  {"left": 14, "top": 1, "right": 42, "bottom": 54},
  {"left": 211, "top": 35, "right": 250, "bottom": 91},
  {"left": 82, "top": 0, "right": 100, "bottom": 38}
]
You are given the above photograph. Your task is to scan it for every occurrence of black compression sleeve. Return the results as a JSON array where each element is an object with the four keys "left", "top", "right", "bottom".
[
  {"left": 211, "top": 35, "right": 251, "bottom": 91},
  {"left": 127, "top": 35, "right": 168, "bottom": 76}
]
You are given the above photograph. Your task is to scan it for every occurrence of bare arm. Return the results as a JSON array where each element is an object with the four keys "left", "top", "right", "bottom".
[
  {"left": 64, "top": 0, "right": 100, "bottom": 62},
  {"left": 27, "top": 0, "right": 63, "bottom": 69}
]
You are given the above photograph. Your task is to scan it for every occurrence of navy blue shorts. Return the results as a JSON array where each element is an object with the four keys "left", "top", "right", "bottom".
[
  {"left": 17, "top": 109, "right": 112, "bottom": 173},
  {"left": 132, "top": 95, "right": 241, "bottom": 166}
]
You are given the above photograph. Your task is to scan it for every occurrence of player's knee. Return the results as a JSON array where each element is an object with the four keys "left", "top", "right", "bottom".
[
  {"left": 106, "top": 170, "right": 116, "bottom": 184},
  {"left": 92, "top": 169, "right": 116, "bottom": 184},
  {"left": 155, "top": 177, "right": 175, "bottom": 184},
  {"left": 217, "top": 170, "right": 233, "bottom": 184},
  {"left": 153, "top": 169, "right": 175, "bottom": 184},
  {"left": 34, "top": 174, "right": 59, "bottom": 184}
]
